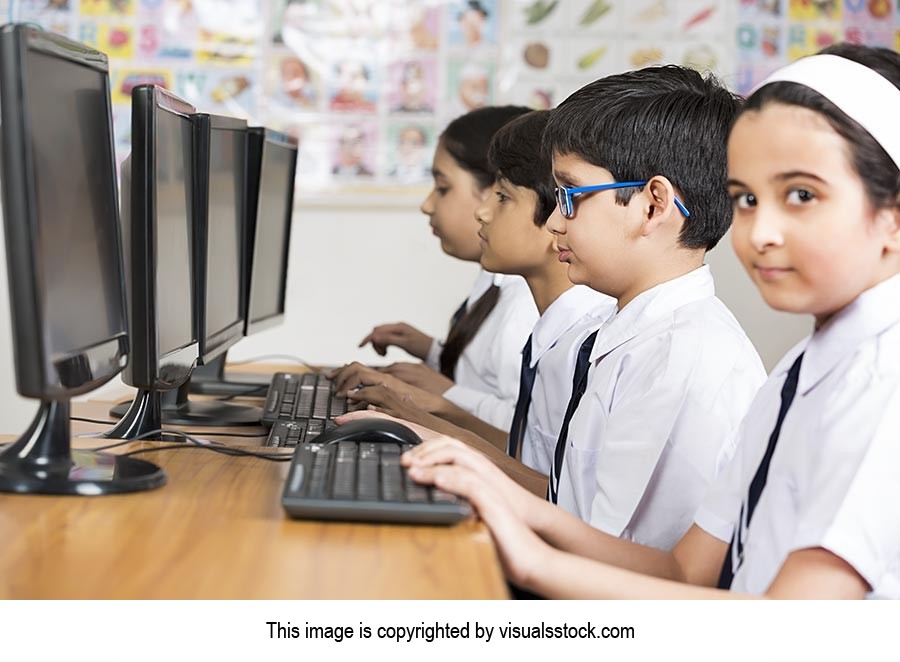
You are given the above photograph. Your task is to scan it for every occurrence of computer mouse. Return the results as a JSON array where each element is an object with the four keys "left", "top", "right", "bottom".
[{"left": 313, "top": 418, "right": 422, "bottom": 447}]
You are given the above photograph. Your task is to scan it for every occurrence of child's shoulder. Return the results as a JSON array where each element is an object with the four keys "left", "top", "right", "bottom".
[{"left": 664, "top": 296, "right": 766, "bottom": 386}]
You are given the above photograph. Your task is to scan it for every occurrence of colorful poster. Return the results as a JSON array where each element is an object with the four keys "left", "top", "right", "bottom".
[{"left": 7, "top": 0, "right": 900, "bottom": 201}]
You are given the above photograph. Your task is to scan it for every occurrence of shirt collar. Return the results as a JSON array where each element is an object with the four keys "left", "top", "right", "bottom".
[
  {"left": 467, "top": 269, "right": 496, "bottom": 304},
  {"left": 797, "top": 272, "right": 900, "bottom": 394},
  {"left": 529, "top": 286, "right": 616, "bottom": 367},
  {"left": 590, "top": 265, "right": 716, "bottom": 362}
]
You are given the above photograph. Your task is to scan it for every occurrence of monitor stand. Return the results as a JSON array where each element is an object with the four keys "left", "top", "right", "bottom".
[
  {"left": 0, "top": 399, "right": 166, "bottom": 495},
  {"left": 188, "top": 353, "right": 270, "bottom": 397},
  {"left": 109, "top": 379, "right": 262, "bottom": 427}
]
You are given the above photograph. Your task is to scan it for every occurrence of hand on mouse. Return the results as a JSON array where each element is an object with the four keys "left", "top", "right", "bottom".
[
  {"left": 358, "top": 322, "right": 433, "bottom": 360},
  {"left": 378, "top": 362, "right": 454, "bottom": 395},
  {"left": 335, "top": 410, "right": 446, "bottom": 443}
]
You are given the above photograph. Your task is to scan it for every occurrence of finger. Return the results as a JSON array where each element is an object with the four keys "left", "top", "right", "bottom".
[
  {"left": 334, "top": 410, "right": 391, "bottom": 425},
  {"left": 358, "top": 332, "right": 375, "bottom": 349},
  {"left": 406, "top": 441, "right": 491, "bottom": 474},
  {"left": 346, "top": 384, "right": 388, "bottom": 405},
  {"left": 402, "top": 434, "right": 467, "bottom": 462},
  {"left": 334, "top": 362, "right": 372, "bottom": 393}
]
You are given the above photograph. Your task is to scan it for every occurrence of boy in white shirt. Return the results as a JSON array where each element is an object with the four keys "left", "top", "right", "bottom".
[{"left": 537, "top": 66, "right": 767, "bottom": 549}]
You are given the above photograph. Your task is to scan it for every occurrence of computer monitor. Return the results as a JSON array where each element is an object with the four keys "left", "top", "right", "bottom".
[
  {"left": 114, "top": 112, "right": 261, "bottom": 426},
  {"left": 190, "top": 128, "right": 298, "bottom": 396},
  {"left": 0, "top": 24, "right": 165, "bottom": 494},
  {"left": 105, "top": 84, "right": 200, "bottom": 438}
]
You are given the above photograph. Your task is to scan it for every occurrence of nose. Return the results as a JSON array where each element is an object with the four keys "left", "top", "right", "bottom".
[
  {"left": 748, "top": 206, "right": 785, "bottom": 253},
  {"left": 420, "top": 188, "right": 436, "bottom": 216},
  {"left": 546, "top": 203, "right": 566, "bottom": 236},
  {"left": 474, "top": 201, "right": 490, "bottom": 226}
]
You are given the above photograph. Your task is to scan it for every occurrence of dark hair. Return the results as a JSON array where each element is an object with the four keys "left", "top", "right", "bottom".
[
  {"left": 487, "top": 110, "right": 555, "bottom": 226},
  {"left": 542, "top": 65, "right": 742, "bottom": 250},
  {"left": 441, "top": 105, "right": 531, "bottom": 190},
  {"left": 743, "top": 43, "right": 900, "bottom": 211},
  {"left": 439, "top": 285, "right": 500, "bottom": 379}
]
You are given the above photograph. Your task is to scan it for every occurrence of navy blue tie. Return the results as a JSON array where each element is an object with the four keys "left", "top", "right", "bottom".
[
  {"left": 549, "top": 329, "right": 599, "bottom": 504},
  {"left": 717, "top": 352, "right": 804, "bottom": 589},
  {"left": 507, "top": 335, "right": 537, "bottom": 458}
]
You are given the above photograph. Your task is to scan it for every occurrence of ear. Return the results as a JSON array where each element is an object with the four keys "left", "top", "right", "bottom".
[
  {"left": 877, "top": 198, "right": 900, "bottom": 255},
  {"left": 636, "top": 175, "right": 681, "bottom": 238}
]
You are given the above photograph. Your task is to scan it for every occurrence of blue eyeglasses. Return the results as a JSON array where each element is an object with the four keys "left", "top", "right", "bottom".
[{"left": 554, "top": 181, "right": 691, "bottom": 219}]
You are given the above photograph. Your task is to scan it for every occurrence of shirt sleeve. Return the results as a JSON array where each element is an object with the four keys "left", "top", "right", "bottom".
[
  {"left": 790, "top": 380, "right": 900, "bottom": 590},
  {"left": 425, "top": 338, "right": 443, "bottom": 371}
]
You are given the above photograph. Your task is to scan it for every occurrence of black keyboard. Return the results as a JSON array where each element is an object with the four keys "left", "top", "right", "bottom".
[
  {"left": 281, "top": 440, "right": 471, "bottom": 525},
  {"left": 266, "top": 418, "right": 337, "bottom": 447},
  {"left": 262, "top": 372, "right": 349, "bottom": 426}
]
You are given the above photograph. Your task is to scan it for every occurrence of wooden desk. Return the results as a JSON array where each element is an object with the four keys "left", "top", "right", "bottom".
[{"left": 0, "top": 365, "right": 509, "bottom": 599}]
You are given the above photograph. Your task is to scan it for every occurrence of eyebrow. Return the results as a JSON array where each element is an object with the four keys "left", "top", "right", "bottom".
[
  {"left": 552, "top": 169, "right": 578, "bottom": 186},
  {"left": 431, "top": 168, "right": 447, "bottom": 179},
  {"left": 773, "top": 170, "right": 828, "bottom": 184},
  {"left": 726, "top": 171, "right": 829, "bottom": 188}
]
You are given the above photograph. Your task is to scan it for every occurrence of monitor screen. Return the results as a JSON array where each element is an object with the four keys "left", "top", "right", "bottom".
[
  {"left": 205, "top": 127, "right": 244, "bottom": 340},
  {"left": 248, "top": 141, "right": 294, "bottom": 324},
  {"left": 154, "top": 106, "right": 195, "bottom": 356},
  {"left": 24, "top": 50, "right": 126, "bottom": 376}
]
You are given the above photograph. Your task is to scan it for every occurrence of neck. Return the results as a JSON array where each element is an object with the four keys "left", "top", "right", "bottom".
[
  {"left": 525, "top": 262, "right": 575, "bottom": 315},
  {"left": 616, "top": 251, "right": 705, "bottom": 311}
]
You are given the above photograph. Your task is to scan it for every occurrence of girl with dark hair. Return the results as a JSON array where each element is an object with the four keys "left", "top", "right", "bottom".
[
  {"left": 335, "top": 106, "right": 538, "bottom": 432},
  {"left": 397, "top": 44, "right": 900, "bottom": 599}
]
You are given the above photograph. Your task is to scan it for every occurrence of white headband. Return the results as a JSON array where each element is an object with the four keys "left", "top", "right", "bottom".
[{"left": 755, "top": 54, "right": 900, "bottom": 170}]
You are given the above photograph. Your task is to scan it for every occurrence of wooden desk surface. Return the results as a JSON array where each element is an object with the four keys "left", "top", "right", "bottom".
[{"left": 0, "top": 365, "right": 509, "bottom": 599}]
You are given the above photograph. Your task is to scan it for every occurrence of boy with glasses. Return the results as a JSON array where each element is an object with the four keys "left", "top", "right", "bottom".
[{"left": 537, "top": 65, "right": 766, "bottom": 549}]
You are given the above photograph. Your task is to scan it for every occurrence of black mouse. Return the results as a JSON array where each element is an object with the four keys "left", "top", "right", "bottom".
[{"left": 314, "top": 418, "right": 422, "bottom": 446}]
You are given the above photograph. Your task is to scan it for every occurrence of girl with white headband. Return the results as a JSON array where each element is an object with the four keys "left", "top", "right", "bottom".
[{"left": 396, "top": 43, "right": 900, "bottom": 599}]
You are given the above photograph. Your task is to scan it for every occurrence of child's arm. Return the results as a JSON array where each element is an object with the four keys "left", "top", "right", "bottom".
[
  {"left": 406, "top": 442, "right": 868, "bottom": 599},
  {"left": 358, "top": 322, "right": 433, "bottom": 360},
  {"left": 404, "top": 438, "right": 721, "bottom": 583}
]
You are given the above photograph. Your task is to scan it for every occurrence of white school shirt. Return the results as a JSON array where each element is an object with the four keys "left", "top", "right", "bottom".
[
  {"left": 520, "top": 285, "right": 617, "bottom": 475},
  {"left": 556, "top": 265, "right": 766, "bottom": 551},
  {"left": 695, "top": 273, "right": 900, "bottom": 598},
  {"left": 425, "top": 270, "right": 539, "bottom": 431}
]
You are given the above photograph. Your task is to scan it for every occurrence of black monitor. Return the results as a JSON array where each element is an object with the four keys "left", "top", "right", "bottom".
[
  {"left": 190, "top": 127, "right": 298, "bottom": 395},
  {"left": 105, "top": 84, "right": 200, "bottom": 438},
  {"left": 0, "top": 24, "right": 165, "bottom": 494},
  {"left": 112, "top": 111, "right": 261, "bottom": 426}
]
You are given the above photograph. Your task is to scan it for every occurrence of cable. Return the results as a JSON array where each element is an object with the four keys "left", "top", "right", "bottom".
[
  {"left": 214, "top": 385, "right": 269, "bottom": 400},
  {"left": 71, "top": 416, "right": 116, "bottom": 425},
  {"left": 226, "top": 354, "right": 318, "bottom": 370},
  {"left": 121, "top": 444, "right": 292, "bottom": 462},
  {"left": 70, "top": 416, "right": 266, "bottom": 438}
]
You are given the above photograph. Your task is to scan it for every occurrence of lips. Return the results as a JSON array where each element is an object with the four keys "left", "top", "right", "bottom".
[{"left": 754, "top": 264, "right": 792, "bottom": 281}]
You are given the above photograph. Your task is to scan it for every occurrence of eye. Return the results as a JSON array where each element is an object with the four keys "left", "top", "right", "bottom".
[
  {"left": 434, "top": 185, "right": 449, "bottom": 196},
  {"left": 786, "top": 188, "right": 815, "bottom": 205},
  {"left": 731, "top": 192, "right": 756, "bottom": 209},
  {"left": 495, "top": 191, "right": 510, "bottom": 203}
]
